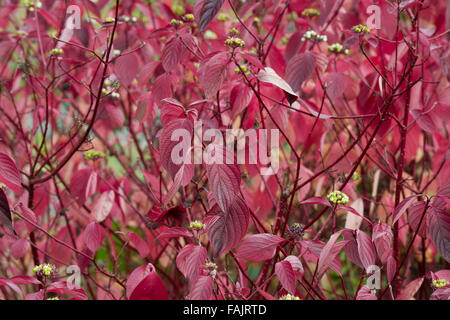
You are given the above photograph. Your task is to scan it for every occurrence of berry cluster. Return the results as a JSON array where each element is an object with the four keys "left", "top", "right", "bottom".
[
  {"left": 234, "top": 65, "right": 248, "bottom": 74},
  {"left": 121, "top": 16, "right": 138, "bottom": 24},
  {"left": 183, "top": 14, "right": 194, "bottom": 22},
  {"left": 327, "top": 190, "right": 350, "bottom": 204},
  {"left": 301, "top": 30, "right": 327, "bottom": 43},
  {"left": 170, "top": 19, "right": 184, "bottom": 27},
  {"left": 286, "top": 223, "right": 305, "bottom": 240}
]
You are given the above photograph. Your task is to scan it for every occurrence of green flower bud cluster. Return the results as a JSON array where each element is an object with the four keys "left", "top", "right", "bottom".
[
  {"left": 183, "top": 14, "right": 195, "bottom": 22},
  {"left": 327, "top": 190, "right": 349, "bottom": 204},
  {"left": 0, "top": 183, "right": 7, "bottom": 190},
  {"left": 121, "top": 16, "right": 138, "bottom": 23},
  {"left": 279, "top": 294, "right": 301, "bottom": 300},
  {"left": 23, "top": 0, "right": 42, "bottom": 11},
  {"left": 225, "top": 37, "right": 245, "bottom": 48},
  {"left": 102, "top": 87, "right": 120, "bottom": 98},
  {"left": 352, "top": 24, "right": 371, "bottom": 34},
  {"left": 189, "top": 220, "right": 206, "bottom": 231},
  {"left": 328, "top": 43, "right": 350, "bottom": 55},
  {"left": 104, "top": 17, "right": 115, "bottom": 23},
  {"left": 302, "top": 8, "right": 320, "bottom": 17},
  {"left": 171, "top": 4, "right": 185, "bottom": 17},
  {"left": 84, "top": 150, "right": 105, "bottom": 160},
  {"left": 50, "top": 48, "right": 63, "bottom": 56},
  {"left": 432, "top": 279, "right": 450, "bottom": 288},
  {"left": 170, "top": 19, "right": 184, "bottom": 27},
  {"left": 217, "top": 13, "right": 230, "bottom": 22},
  {"left": 234, "top": 65, "right": 248, "bottom": 74},
  {"left": 301, "top": 30, "right": 327, "bottom": 43},
  {"left": 47, "top": 297, "right": 59, "bottom": 300},
  {"left": 229, "top": 28, "right": 239, "bottom": 36},
  {"left": 33, "top": 263, "right": 57, "bottom": 277}
]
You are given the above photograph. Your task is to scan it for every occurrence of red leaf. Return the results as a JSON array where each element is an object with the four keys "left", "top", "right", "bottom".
[
  {"left": 317, "top": 231, "right": 348, "bottom": 280},
  {"left": 196, "top": 0, "right": 225, "bottom": 31},
  {"left": 257, "top": 67, "right": 298, "bottom": 98},
  {"left": 15, "top": 203, "right": 37, "bottom": 233},
  {"left": 356, "top": 230, "right": 376, "bottom": 270},
  {"left": 410, "top": 109, "right": 436, "bottom": 133},
  {"left": 189, "top": 275, "right": 214, "bottom": 300},
  {"left": 392, "top": 195, "right": 420, "bottom": 225},
  {"left": 342, "top": 229, "right": 364, "bottom": 268},
  {"left": 199, "top": 52, "right": 229, "bottom": 98},
  {"left": 356, "top": 285, "right": 378, "bottom": 300},
  {"left": 160, "top": 118, "right": 193, "bottom": 179},
  {"left": 10, "top": 238, "right": 29, "bottom": 260},
  {"left": 84, "top": 222, "right": 104, "bottom": 253},
  {"left": 407, "top": 201, "right": 429, "bottom": 237},
  {"left": 47, "top": 281, "right": 88, "bottom": 300},
  {"left": 160, "top": 98, "right": 185, "bottom": 126},
  {"left": 387, "top": 255, "right": 397, "bottom": 283},
  {"left": 0, "top": 188, "right": 14, "bottom": 235},
  {"left": 397, "top": 277, "right": 424, "bottom": 300},
  {"left": 156, "top": 227, "right": 193, "bottom": 241},
  {"left": 127, "top": 264, "right": 168, "bottom": 300},
  {"left": 284, "top": 255, "right": 304, "bottom": 279},
  {"left": 114, "top": 53, "right": 138, "bottom": 87},
  {"left": 129, "top": 233, "right": 151, "bottom": 258},
  {"left": 91, "top": 190, "right": 115, "bottom": 222},
  {"left": 205, "top": 144, "right": 241, "bottom": 213},
  {"left": 176, "top": 244, "right": 208, "bottom": 283},
  {"left": 70, "top": 168, "right": 97, "bottom": 206},
  {"left": 285, "top": 51, "right": 316, "bottom": 92},
  {"left": 324, "top": 73, "right": 347, "bottom": 100},
  {"left": 230, "top": 83, "right": 253, "bottom": 116},
  {"left": 300, "top": 240, "right": 343, "bottom": 275},
  {"left": 0, "top": 152, "right": 22, "bottom": 193},
  {"left": 204, "top": 194, "right": 250, "bottom": 256},
  {"left": 275, "top": 260, "right": 296, "bottom": 294},
  {"left": 164, "top": 152, "right": 194, "bottom": 205},
  {"left": 152, "top": 73, "right": 173, "bottom": 106},
  {"left": 372, "top": 222, "right": 393, "bottom": 264},
  {"left": 237, "top": 233, "right": 284, "bottom": 262},
  {"left": 9, "top": 275, "right": 41, "bottom": 285},
  {"left": 162, "top": 37, "right": 183, "bottom": 72},
  {"left": 300, "top": 196, "right": 331, "bottom": 206},
  {"left": 429, "top": 207, "right": 450, "bottom": 263}
]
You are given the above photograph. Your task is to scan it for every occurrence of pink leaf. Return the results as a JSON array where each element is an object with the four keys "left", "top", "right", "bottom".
[
  {"left": 84, "top": 221, "right": 104, "bottom": 253},
  {"left": 160, "top": 98, "right": 185, "bottom": 126},
  {"left": 285, "top": 51, "right": 316, "bottom": 92},
  {"left": 407, "top": 201, "right": 429, "bottom": 238},
  {"left": 372, "top": 222, "right": 393, "bottom": 264},
  {"left": 356, "top": 230, "right": 377, "bottom": 270},
  {"left": 162, "top": 37, "right": 183, "bottom": 72},
  {"left": 342, "top": 229, "right": 364, "bottom": 269},
  {"left": 410, "top": 109, "right": 436, "bottom": 133},
  {"left": 176, "top": 244, "right": 208, "bottom": 283},
  {"left": 199, "top": 52, "right": 229, "bottom": 98},
  {"left": 70, "top": 168, "right": 97, "bottom": 206},
  {"left": 114, "top": 53, "right": 138, "bottom": 87},
  {"left": 129, "top": 233, "right": 151, "bottom": 258},
  {"left": 204, "top": 195, "right": 250, "bottom": 256},
  {"left": 317, "top": 231, "right": 348, "bottom": 280},
  {"left": 0, "top": 152, "right": 22, "bottom": 193},
  {"left": 387, "top": 255, "right": 397, "bottom": 283},
  {"left": 205, "top": 144, "right": 241, "bottom": 213},
  {"left": 284, "top": 255, "right": 304, "bottom": 279},
  {"left": 156, "top": 227, "right": 193, "bottom": 241},
  {"left": 92, "top": 190, "right": 115, "bottom": 222},
  {"left": 397, "top": 277, "right": 424, "bottom": 300},
  {"left": 429, "top": 207, "right": 450, "bottom": 263},
  {"left": 10, "top": 238, "right": 29, "bottom": 259},
  {"left": 300, "top": 196, "right": 331, "bottom": 206},
  {"left": 356, "top": 285, "right": 378, "bottom": 300},
  {"left": 230, "top": 83, "right": 253, "bottom": 116},
  {"left": 47, "top": 281, "right": 88, "bottom": 300},
  {"left": 275, "top": 260, "right": 296, "bottom": 294},
  {"left": 237, "top": 233, "right": 284, "bottom": 262},
  {"left": 190, "top": 275, "right": 214, "bottom": 300},
  {"left": 0, "top": 188, "right": 14, "bottom": 235},
  {"left": 392, "top": 195, "right": 420, "bottom": 225},
  {"left": 15, "top": 203, "right": 37, "bottom": 233}
]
